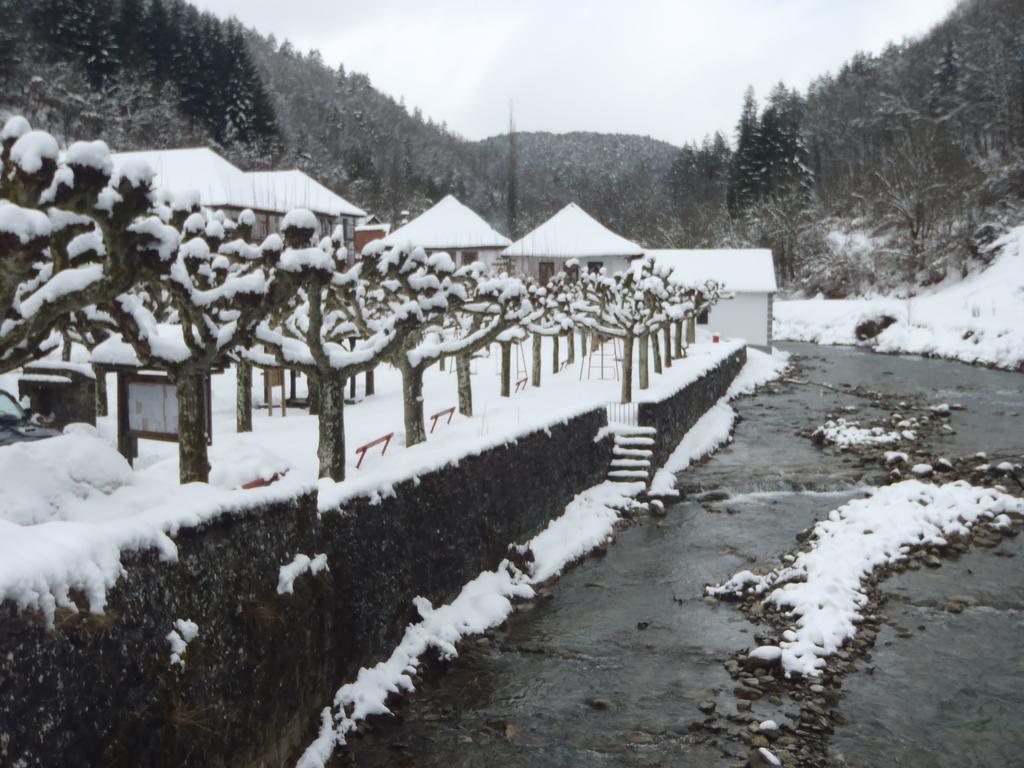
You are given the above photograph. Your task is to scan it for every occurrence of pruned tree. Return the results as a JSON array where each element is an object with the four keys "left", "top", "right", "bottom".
[{"left": 0, "top": 117, "right": 158, "bottom": 374}]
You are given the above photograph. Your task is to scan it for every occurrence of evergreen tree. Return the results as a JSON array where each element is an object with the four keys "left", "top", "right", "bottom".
[{"left": 729, "top": 86, "right": 763, "bottom": 212}]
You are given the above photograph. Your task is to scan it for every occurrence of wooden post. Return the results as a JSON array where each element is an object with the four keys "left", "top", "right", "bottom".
[{"left": 115, "top": 372, "right": 137, "bottom": 464}]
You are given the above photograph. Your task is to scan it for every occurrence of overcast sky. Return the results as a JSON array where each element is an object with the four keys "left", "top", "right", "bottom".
[{"left": 191, "top": 0, "right": 958, "bottom": 146}]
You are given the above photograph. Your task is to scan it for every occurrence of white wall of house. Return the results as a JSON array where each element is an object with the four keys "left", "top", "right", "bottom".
[
  {"left": 515, "top": 254, "right": 633, "bottom": 282},
  {"left": 702, "top": 291, "right": 773, "bottom": 349}
]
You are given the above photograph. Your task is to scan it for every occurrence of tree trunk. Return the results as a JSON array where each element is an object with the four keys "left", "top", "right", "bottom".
[
  {"left": 93, "top": 365, "right": 108, "bottom": 418},
  {"left": 639, "top": 333, "right": 651, "bottom": 390},
  {"left": 551, "top": 333, "right": 559, "bottom": 374},
  {"left": 456, "top": 353, "right": 472, "bottom": 416},
  {"left": 663, "top": 326, "right": 672, "bottom": 368},
  {"left": 500, "top": 341, "right": 511, "bottom": 397},
  {"left": 567, "top": 329, "right": 575, "bottom": 364},
  {"left": 317, "top": 372, "right": 346, "bottom": 481},
  {"left": 61, "top": 331, "right": 71, "bottom": 362},
  {"left": 176, "top": 372, "right": 210, "bottom": 484},
  {"left": 401, "top": 364, "right": 427, "bottom": 446},
  {"left": 674, "top": 320, "right": 683, "bottom": 358},
  {"left": 308, "top": 372, "right": 320, "bottom": 414},
  {"left": 438, "top": 354, "right": 445, "bottom": 371},
  {"left": 621, "top": 334, "right": 634, "bottom": 404},
  {"left": 531, "top": 333, "right": 542, "bottom": 387},
  {"left": 686, "top": 316, "right": 696, "bottom": 345},
  {"left": 236, "top": 360, "right": 252, "bottom": 433},
  {"left": 365, "top": 367, "right": 375, "bottom": 396},
  {"left": 652, "top": 331, "right": 663, "bottom": 375}
]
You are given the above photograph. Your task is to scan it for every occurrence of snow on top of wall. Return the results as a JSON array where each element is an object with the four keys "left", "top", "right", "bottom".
[
  {"left": 503, "top": 203, "right": 644, "bottom": 259},
  {"left": 377, "top": 195, "right": 510, "bottom": 252},
  {"left": 110, "top": 148, "right": 365, "bottom": 219},
  {"left": 645, "top": 249, "right": 777, "bottom": 293}
]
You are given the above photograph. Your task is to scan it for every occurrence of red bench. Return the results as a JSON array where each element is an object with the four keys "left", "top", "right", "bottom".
[
  {"left": 514, "top": 377, "right": 528, "bottom": 393},
  {"left": 355, "top": 432, "right": 394, "bottom": 469},
  {"left": 429, "top": 406, "right": 456, "bottom": 434}
]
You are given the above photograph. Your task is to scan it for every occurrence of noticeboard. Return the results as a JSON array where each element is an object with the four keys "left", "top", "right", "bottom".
[{"left": 126, "top": 375, "right": 179, "bottom": 440}]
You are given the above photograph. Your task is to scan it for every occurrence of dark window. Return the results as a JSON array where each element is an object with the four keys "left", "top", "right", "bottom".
[
  {"left": 587, "top": 261, "right": 604, "bottom": 274},
  {"left": 697, "top": 308, "right": 709, "bottom": 325},
  {"left": 462, "top": 250, "right": 478, "bottom": 266},
  {"left": 539, "top": 261, "right": 555, "bottom": 285}
]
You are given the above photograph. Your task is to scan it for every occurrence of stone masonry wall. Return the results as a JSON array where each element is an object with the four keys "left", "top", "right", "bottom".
[{"left": 0, "top": 348, "right": 745, "bottom": 768}]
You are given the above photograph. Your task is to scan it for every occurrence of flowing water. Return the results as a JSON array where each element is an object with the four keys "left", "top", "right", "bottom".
[{"left": 337, "top": 343, "right": 1024, "bottom": 767}]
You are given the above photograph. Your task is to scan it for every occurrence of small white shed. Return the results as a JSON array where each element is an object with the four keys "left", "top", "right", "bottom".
[
  {"left": 503, "top": 203, "right": 644, "bottom": 284},
  {"left": 645, "top": 249, "right": 778, "bottom": 350},
  {"left": 373, "top": 195, "right": 511, "bottom": 269}
]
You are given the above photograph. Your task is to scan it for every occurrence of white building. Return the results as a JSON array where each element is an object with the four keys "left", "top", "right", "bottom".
[
  {"left": 373, "top": 195, "right": 511, "bottom": 268},
  {"left": 645, "top": 249, "right": 777, "bottom": 350},
  {"left": 110, "top": 148, "right": 366, "bottom": 249},
  {"left": 503, "top": 203, "right": 645, "bottom": 284}
]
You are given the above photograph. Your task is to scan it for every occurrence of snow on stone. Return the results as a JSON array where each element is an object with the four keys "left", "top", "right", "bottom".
[
  {"left": 726, "top": 348, "right": 790, "bottom": 398},
  {"left": 276, "top": 553, "right": 329, "bottom": 595},
  {"left": 708, "top": 480, "right": 1024, "bottom": 677},
  {"left": 376, "top": 195, "right": 510, "bottom": 252},
  {"left": 775, "top": 224, "right": 1024, "bottom": 370},
  {"left": 502, "top": 203, "right": 644, "bottom": 259},
  {"left": 296, "top": 480, "right": 645, "bottom": 768},
  {"left": 10, "top": 130, "right": 59, "bottom": 174},
  {"left": 167, "top": 618, "right": 199, "bottom": 671},
  {"left": 812, "top": 418, "right": 906, "bottom": 449},
  {"left": 209, "top": 442, "right": 291, "bottom": 490},
  {"left": 758, "top": 747, "right": 782, "bottom": 767}
]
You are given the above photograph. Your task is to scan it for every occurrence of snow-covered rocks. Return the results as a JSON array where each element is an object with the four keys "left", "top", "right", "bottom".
[
  {"left": 708, "top": 480, "right": 1023, "bottom": 677},
  {"left": 812, "top": 418, "right": 906, "bottom": 450}
]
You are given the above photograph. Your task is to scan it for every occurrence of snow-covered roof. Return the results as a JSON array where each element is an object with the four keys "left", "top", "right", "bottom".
[
  {"left": 503, "top": 203, "right": 644, "bottom": 259},
  {"left": 245, "top": 169, "right": 365, "bottom": 218},
  {"left": 645, "top": 249, "right": 777, "bottom": 293},
  {"left": 376, "top": 195, "right": 510, "bottom": 251},
  {"left": 110, "top": 148, "right": 365, "bottom": 218}
]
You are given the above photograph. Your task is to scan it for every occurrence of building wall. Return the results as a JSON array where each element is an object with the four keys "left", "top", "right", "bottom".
[
  {"left": 515, "top": 254, "right": 633, "bottom": 282},
  {"left": 706, "top": 292, "right": 772, "bottom": 348}
]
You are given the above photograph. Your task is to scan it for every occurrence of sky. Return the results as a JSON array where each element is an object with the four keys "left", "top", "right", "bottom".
[{"left": 190, "top": 0, "right": 959, "bottom": 146}]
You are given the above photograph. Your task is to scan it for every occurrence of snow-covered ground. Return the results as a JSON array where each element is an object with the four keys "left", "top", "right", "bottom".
[
  {"left": 775, "top": 225, "right": 1024, "bottom": 370},
  {"left": 709, "top": 480, "right": 1024, "bottom": 677},
  {"left": 0, "top": 334, "right": 743, "bottom": 620}
]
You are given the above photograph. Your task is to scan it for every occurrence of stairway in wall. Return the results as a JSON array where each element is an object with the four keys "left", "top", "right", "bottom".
[{"left": 607, "top": 426, "right": 656, "bottom": 484}]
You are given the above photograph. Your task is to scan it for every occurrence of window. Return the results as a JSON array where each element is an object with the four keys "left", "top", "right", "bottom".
[
  {"left": 538, "top": 261, "right": 555, "bottom": 285},
  {"left": 697, "top": 308, "right": 710, "bottom": 325},
  {"left": 462, "top": 250, "right": 478, "bottom": 266},
  {"left": 587, "top": 261, "right": 604, "bottom": 274}
]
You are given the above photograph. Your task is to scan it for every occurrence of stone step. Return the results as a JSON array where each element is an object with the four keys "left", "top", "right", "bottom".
[
  {"left": 613, "top": 445, "right": 653, "bottom": 458},
  {"left": 614, "top": 436, "right": 655, "bottom": 447},
  {"left": 607, "top": 469, "right": 650, "bottom": 480},
  {"left": 610, "top": 458, "right": 651, "bottom": 469}
]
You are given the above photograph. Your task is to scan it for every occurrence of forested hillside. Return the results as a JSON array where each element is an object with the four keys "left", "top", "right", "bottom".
[{"left": 2, "top": 0, "right": 1023, "bottom": 295}]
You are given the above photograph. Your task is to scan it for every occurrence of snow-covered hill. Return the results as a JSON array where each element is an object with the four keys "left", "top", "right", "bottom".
[{"left": 775, "top": 225, "right": 1024, "bottom": 371}]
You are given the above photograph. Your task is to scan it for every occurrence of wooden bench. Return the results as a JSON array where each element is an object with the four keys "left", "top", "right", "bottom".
[
  {"left": 514, "top": 377, "right": 528, "bottom": 393},
  {"left": 355, "top": 432, "right": 394, "bottom": 469},
  {"left": 429, "top": 406, "right": 456, "bottom": 434}
]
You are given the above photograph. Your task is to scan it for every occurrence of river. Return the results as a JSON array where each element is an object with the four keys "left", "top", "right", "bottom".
[{"left": 337, "top": 343, "right": 1024, "bottom": 767}]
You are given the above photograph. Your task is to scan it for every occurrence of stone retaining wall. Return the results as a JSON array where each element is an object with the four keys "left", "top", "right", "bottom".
[
  {"left": 637, "top": 346, "right": 747, "bottom": 468},
  {"left": 0, "top": 348, "right": 745, "bottom": 768}
]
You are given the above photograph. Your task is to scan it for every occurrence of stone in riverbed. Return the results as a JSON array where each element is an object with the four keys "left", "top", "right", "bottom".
[{"left": 697, "top": 700, "right": 717, "bottom": 715}]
